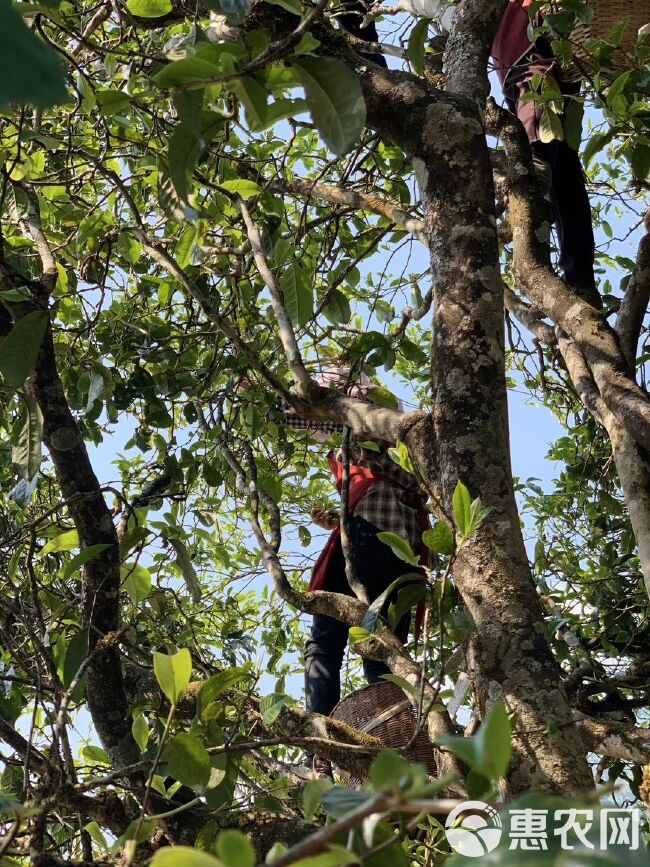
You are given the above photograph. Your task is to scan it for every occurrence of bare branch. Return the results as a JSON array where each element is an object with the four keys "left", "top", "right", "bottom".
[
  {"left": 267, "top": 175, "right": 429, "bottom": 245},
  {"left": 237, "top": 198, "right": 314, "bottom": 398},
  {"left": 557, "top": 329, "right": 650, "bottom": 599},
  {"left": 617, "top": 214, "right": 650, "bottom": 370}
]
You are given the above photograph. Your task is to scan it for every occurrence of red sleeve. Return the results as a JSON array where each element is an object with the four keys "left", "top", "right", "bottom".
[{"left": 491, "top": 0, "right": 534, "bottom": 85}]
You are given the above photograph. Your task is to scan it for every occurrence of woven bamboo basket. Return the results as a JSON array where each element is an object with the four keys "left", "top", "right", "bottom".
[
  {"left": 330, "top": 681, "right": 436, "bottom": 789},
  {"left": 547, "top": 0, "right": 650, "bottom": 79}
]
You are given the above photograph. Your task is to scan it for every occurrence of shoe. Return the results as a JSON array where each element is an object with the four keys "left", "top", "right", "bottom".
[
  {"left": 312, "top": 757, "right": 334, "bottom": 779},
  {"left": 533, "top": 156, "right": 553, "bottom": 193}
]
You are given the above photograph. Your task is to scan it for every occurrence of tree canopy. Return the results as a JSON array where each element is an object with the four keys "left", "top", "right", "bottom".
[{"left": 0, "top": 1, "right": 649, "bottom": 865}]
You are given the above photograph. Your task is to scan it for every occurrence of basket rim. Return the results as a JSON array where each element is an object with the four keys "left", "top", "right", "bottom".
[{"left": 330, "top": 679, "right": 408, "bottom": 714}]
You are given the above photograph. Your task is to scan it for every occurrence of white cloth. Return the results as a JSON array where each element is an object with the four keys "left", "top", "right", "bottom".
[{"left": 399, "top": 0, "right": 456, "bottom": 30}]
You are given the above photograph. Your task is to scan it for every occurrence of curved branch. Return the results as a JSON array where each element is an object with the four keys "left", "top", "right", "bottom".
[
  {"left": 237, "top": 198, "right": 314, "bottom": 398},
  {"left": 556, "top": 328, "right": 650, "bottom": 599},
  {"left": 0, "top": 279, "right": 137, "bottom": 769}
]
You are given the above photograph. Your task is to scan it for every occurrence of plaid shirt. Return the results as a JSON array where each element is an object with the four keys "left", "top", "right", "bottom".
[{"left": 285, "top": 414, "right": 427, "bottom": 552}]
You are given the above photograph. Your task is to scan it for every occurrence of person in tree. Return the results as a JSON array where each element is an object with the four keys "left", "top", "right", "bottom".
[
  {"left": 285, "top": 370, "right": 429, "bottom": 773},
  {"left": 492, "top": 0, "right": 601, "bottom": 307},
  {"left": 337, "top": 0, "right": 599, "bottom": 307}
]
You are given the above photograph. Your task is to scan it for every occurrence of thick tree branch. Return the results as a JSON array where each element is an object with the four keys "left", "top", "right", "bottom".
[
  {"left": 556, "top": 329, "right": 650, "bottom": 599},
  {"left": 487, "top": 100, "right": 650, "bottom": 454},
  {"left": 617, "top": 215, "right": 650, "bottom": 371},
  {"left": 575, "top": 716, "right": 650, "bottom": 765},
  {"left": 443, "top": 0, "right": 508, "bottom": 98},
  {"left": 0, "top": 276, "right": 137, "bottom": 771}
]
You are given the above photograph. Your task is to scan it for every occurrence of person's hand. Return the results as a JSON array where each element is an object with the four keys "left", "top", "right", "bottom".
[{"left": 310, "top": 508, "right": 338, "bottom": 530}]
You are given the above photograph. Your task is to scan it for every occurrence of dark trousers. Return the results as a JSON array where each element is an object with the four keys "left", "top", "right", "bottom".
[
  {"left": 504, "top": 60, "right": 599, "bottom": 305},
  {"left": 338, "top": 1, "right": 387, "bottom": 67},
  {"left": 305, "top": 516, "right": 411, "bottom": 718}
]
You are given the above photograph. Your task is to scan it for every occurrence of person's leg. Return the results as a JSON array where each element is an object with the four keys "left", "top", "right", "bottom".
[
  {"left": 531, "top": 137, "right": 598, "bottom": 303},
  {"left": 504, "top": 66, "right": 599, "bottom": 307},
  {"left": 304, "top": 612, "right": 349, "bottom": 715},
  {"left": 348, "top": 516, "right": 413, "bottom": 684}
]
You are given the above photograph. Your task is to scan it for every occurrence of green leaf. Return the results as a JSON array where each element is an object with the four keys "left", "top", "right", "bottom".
[
  {"left": 323, "top": 289, "right": 351, "bottom": 324},
  {"left": 199, "top": 667, "right": 250, "bottom": 713},
  {"left": 60, "top": 629, "right": 88, "bottom": 690},
  {"left": 219, "top": 179, "right": 261, "bottom": 198},
  {"left": 376, "top": 531, "right": 420, "bottom": 566},
  {"left": 149, "top": 846, "right": 223, "bottom": 867},
  {"left": 387, "top": 440, "right": 414, "bottom": 473},
  {"left": 367, "top": 387, "right": 399, "bottom": 410},
  {"left": 291, "top": 847, "right": 360, "bottom": 867},
  {"left": 422, "top": 521, "right": 454, "bottom": 555},
  {"left": 262, "top": 97, "right": 309, "bottom": 127},
  {"left": 154, "top": 58, "right": 223, "bottom": 89},
  {"left": 266, "top": 842, "right": 288, "bottom": 863},
  {"left": 168, "top": 124, "right": 202, "bottom": 205},
  {"left": 280, "top": 263, "right": 313, "bottom": 327},
  {"left": 0, "top": 310, "right": 48, "bottom": 388},
  {"left": 132, "top": 713, "right": 150, "bottom": 753},
  {"left": 82, "top": 744, "right": 110, "bottom": 765},
  {"left": 539, "top": 105, "right": 564, "bottom": 143},
  {"left": 630, "top": 142, "right": 650, "bottom": 184},
  {"left": 362, "top": 572, "right": 422, "bottom": 632},
  {"left": 435, "top": 731, "right": 481, "bottom": 773},
  {"left": 0, "top": 4, "right": 68, "bottom": 108},
  {"left": 153, "top": 647, "right": 192, "bottom": 706},
  {"left": 292, "top": 57, "right": 366, "bottom": 155},
  {"left": 167, "top": 537, "right": 202, "bottom": 602},
  {"left": 167, "top": 114, "right": 223, "bottom": 206},
  {"left": 63, "top": 544, "right": 110, "bottom": 580},
  {"left": 368, "top": 749, "right": 412, "bottom": 791},
  {"left": 303, "top": 777, "right": 333, "bottom": 821},
  {"left": 437, "top": 701, "right": 511, "bottom": 784},
  {"left": 163, "top": 732, "right": 211, "bottom": 790},
  {"left": 606, "top": 70, "right": 631, "bottom": 108},
  {"left": 126, "top": 0, "right": 172, "bottom": 17},
  {"left": 216, "top": 830, "right": 255, "bottom": 867},
  {"left": 408, "top": 17, "right": 429, "bottom": 76},
  {"left": 321, "top": 787, "right": 373, "bottom": 818},
  {"left": 219, "top": 0, "right": 251, "bottom": 14},
  {"left": 348, "top": 626, "right": 372, "bottom": 644},
  {"left": 84, "top": 821, "right": 108, "bottom": 851},
  {"left": 229, "top": 76, "right": 269, "bottom": 130},
  {"left": 96, "top": 89, "right": 131, "bottom": 116},
  {"left": 379, "top": 673, "right": 418, "bottom": 698},
  {"left": 11, "top": 394, "right": 43, "bottom": 481},
  {"left": 563, "top": 97, "right": 584, "bottom": 151},
  {"left": 260, "top": 692, "right": 285, "bottom": 725},
  {"left": 476, "top": 701, "right": 511, "bottom": 779},
  {"left": 121, "top": 562, "right": 152, "bottom": 604},
  {"left": 452, "top": 480, "right": 471, "bottom": 537},
  {"left": 42, "top": 528, "right": 80, "bottom": 555},
  {"left": 583, "top": 128, "right": 615, "bottom": 167}
]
